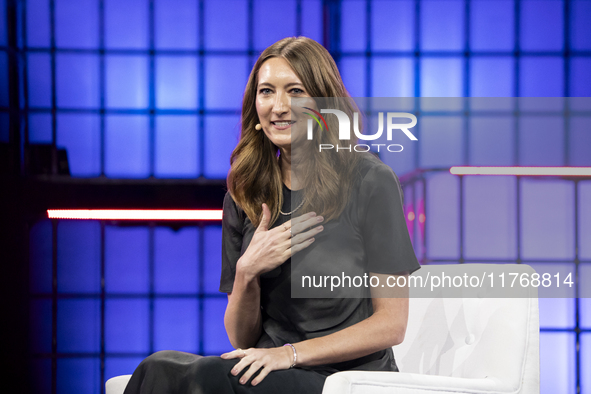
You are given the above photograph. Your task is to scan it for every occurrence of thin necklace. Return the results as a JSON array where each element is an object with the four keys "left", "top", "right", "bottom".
[
  {"left": 279, "top": 158, "right": 304, "bottom": 215},
  {"left": 280, "top": 197, "right": 305, "bottom": 216}
]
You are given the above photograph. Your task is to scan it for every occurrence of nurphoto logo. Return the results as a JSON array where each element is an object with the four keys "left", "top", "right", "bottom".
[{"left": 304, "top": 108, "right": 418, "bottom": 153}]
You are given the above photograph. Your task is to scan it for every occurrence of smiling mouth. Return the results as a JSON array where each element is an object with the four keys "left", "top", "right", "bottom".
[{"left": 271, "top": 121, "right": 296, "bottom": 127}]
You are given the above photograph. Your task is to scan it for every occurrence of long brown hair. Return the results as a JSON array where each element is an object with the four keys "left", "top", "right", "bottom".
[{"left": 227, "top": 36, "right": 362, "bottom": 227}]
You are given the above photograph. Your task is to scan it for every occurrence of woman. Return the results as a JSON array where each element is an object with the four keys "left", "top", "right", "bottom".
[{"left": 123, "top": 36, "right": 420, "bottom": 394}]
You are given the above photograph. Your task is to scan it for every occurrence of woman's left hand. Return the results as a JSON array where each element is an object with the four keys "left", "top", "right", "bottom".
[{"left": 220, "top": 346, "right": 294, "bottom": 386}]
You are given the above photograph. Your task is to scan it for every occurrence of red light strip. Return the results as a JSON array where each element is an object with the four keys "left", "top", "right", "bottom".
[
  {"left": 450, "top": 166, "right": 591, "bottom": 176},
  {"left": 47, "top": 209, "right": 223, "bottom": 220}
]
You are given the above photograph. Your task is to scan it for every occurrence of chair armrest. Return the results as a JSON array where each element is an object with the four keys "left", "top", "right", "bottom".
[
  {"left": 105, "top": 375, "right": 132, "bottom": 394},
  {"left": 322, "top": 371, "right": 510, "bottom": 394}
]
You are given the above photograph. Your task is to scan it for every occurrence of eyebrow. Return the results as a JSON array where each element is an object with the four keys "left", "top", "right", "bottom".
[{"left": 257, "top": 82, "right": 304, "bottom": 88}]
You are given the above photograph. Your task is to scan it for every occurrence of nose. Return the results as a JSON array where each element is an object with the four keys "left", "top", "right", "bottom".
[{"left": 272, "top": 91, "right": 289, "bottom": 116}]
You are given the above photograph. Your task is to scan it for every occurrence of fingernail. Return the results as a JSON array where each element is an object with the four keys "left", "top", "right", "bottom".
[
  {"left": 252, "top": 381, "right": 258, "bottom": 386},
  {"left": 309, "top": 238, "right": 315, "bottom": 243},
  {"left": 309, "top": 212, "right": 316, "bottom": 217},
  {"left": 239, "top": 379, "right": 245, "bottom": 384},
  {"left": 317, "top": 216, "right": 324, "bottom": 222},
  {"left": 231, "top": 369, "right": 237, "bottom": 375},
  {"left": 317, "top": 226, "right": 323, "bottom": 231}
]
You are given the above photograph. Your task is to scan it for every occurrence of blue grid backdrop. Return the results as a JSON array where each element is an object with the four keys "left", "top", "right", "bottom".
[{"left": 0, "top": 1, "right": 589, "bottom": 393}]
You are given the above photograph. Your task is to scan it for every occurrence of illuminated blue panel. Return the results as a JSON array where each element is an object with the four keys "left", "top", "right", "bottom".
[
  {"left": 426, "top": 173, "right": 459, "bottom": 259},
  {"left": 155, "top": 0, "right": 199, "bottom": 49},
  {"left": 570, "top": 58, "right": 591, "bottom": 97},
  {"left": 56, "top": 54, "right": 100, "bottom": 108},
  {"left": 371, "top": 0, "right": 413, "bottom": 51},
  {"left": 204, "top": 0, "right": 247, "bottom": 50},
  {"left": 518, "top": 116, "right": 563, "bottom": 166},
  {"left": 30, "top": 299, "right": 52, "bottom": 353},
  {"left": 469, "top": 116, "right": 514, "bottom": 165},
  {"left": 464, "top": 177, "right": 516, "bottom": 259},
  {"left": 105, "top": 0, "right": 148, "bottom": 49},
  {"left": 203, "top": 226, "right": 222, "bottom": 294},
  {"left": 205, "top": 56, "right": 248, "bottom": 110},
  {"left": 105, "top": 357, "right": 145, "bottom": 382},
  {"left": 0, "top": 0, "right": 4, "bottom": 46},
  {"left": 156, "top": 56, "right": 199, "bottom": 109},
  {"left": 105, "top": 115, "right": 150, "bottom": 178},
  {"left": 371, "top": 58, "right": 414, "bottom": 97},
  {"left": 521, "top": 179, "right": 575, "bottom": 260},
  {"left": 154, "top": 299, "right": 199, "bottom": 352},
  {"left": 203, "top": 298, "right": 233, "bottom": 355},
  {"left": 29, "top": 219, "right": 52, "bottom": 293},
  {"left": 106, "top": 55, "right": 149, "bottom": 109},
  {"left": 155, "top": 115, "right": 200, "bottom": 178},
  {"left": 105, "top": 299, "right": 149, "bottom": 353},
  {"left": 470, "top": 0, "right": 513, "bottom": 51},
  {"left": 57, "top": 299, "right": 100, "bottom": 352},
  {"left": 340, "top": 57, "right": 366, "bottom": 97},
  {"left": 581, "top": 264, "right": 591, "bottom": 327},
  {"left": 57, "top": 221, "right": 100, "bottom": 293},
  {"left": 421, "top": 0, "right": 463, "bottom": 51},
  {"left": 380, "top": 127, "right": 418, "bottom": 176},
  {"left": 57, "top": 358, "right": 100, "bottom": 394},
  {"left": 420, "top": 58, "right": 463, "bottom": 97},
  {"left": 301, "top": 0, "right": 322, "bottom": 43},
  {"left": 203, "top": 115, "right": 240, "bottom": 178},
  {"left": 539, "top": 332, "right": 576, "bottom": 394},
  {"left": 26, "top": 0, "right": 50, "bottom": 47},
  {"left": 105, "top": 226, "right": 149, "bottom": 293},
  {"left": 27, "top": 53, "right": 51, "bottom": 107},
  {"left": 254, "top": 0, "right": 296, "bottom": 51},
  {"left": 56, "top": 114, "right": 101, "bottom": 177},
  {"left": 520, "top": 0, "right": 563, "bottom": 51},
  {"left": 571, "top": 0, "right": 591, "bottom": 50},
  {"left": 519, "top": 57, "right": 563, "bottom": 97},
  {"left": 580, "top": 183, "right": 591, "bottom": 260},
  {"left": 535, "top": 294, "right": 575, "bottom": 329},
  {"left": 470, "top": 58, "right": 514, "bottom": 97},
  {"left": 341, "top": 0, "right": 366, "bottom": 52},
  {"left": 55, "top": 0, "right": 98, "bottom": 48},
  {"left": 582, "top": 334, "right": 591, "bottom": 394},
  {"left": 0, "top": 113, "right": 7, "bottom": 142},
  {"left": 30, "top": 359, "right": 51, "bottom": 394},
  {"left": 0, "top": 51, "right": 7, "bottom": 107},
  {"left": 420, "top": 116, "right": 463, "bottom": 167},
  {"left": 154, "top": 226, "right": 199, "bottom": 293}
]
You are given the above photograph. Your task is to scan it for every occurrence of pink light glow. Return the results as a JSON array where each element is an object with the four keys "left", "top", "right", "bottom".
[
  {"left": 450, "top": 166, "right": 591, "bottom": 176},
  {"left": 47, "top": 209, "right": 223, "bottom": 220},
  {"left": 407, "top": 212, "right": 415, "bottom": 221}
]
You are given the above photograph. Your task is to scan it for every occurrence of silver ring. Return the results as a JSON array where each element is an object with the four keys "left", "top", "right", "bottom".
[{"left": 289, "top": 228, "right": 292, "bottom": 237}]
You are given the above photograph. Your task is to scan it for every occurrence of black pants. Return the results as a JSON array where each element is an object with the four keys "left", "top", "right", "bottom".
[{"left": 123, "top": 350, "right": 328, "bottom": 394}]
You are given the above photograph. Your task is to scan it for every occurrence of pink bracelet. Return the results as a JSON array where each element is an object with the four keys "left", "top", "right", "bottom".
[{"left": 283, "top": 343, "right": 297, "bottom": 368}]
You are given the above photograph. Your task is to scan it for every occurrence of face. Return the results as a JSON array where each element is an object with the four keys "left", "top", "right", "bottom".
[{"left": 255, "top": 57, "right": 317, "bottom": 151}]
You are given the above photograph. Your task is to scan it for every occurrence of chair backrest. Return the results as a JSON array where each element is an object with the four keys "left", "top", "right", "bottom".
[{"left": 393, "top": 264, "right": 539, "bottom": 393}]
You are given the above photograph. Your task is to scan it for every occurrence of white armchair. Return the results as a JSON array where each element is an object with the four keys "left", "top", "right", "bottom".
[
  {"left": 107, "top": 264, "right": 540, "bottom": 394},
  {"left": 322, "top": 264, "right": 540, "bottom": 394}
]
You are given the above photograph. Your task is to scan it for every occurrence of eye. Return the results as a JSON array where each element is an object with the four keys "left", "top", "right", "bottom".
[
  {"left": 291, "top": 88, "right": 305, "bottom": 94},
  {"left": 259, "top": 88, "right": 273, "bottom": 95}
]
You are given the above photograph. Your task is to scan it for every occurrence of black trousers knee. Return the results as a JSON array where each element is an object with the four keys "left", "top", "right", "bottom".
[{"left": 123, "top": 350, "right": 327, "bottom": 394}]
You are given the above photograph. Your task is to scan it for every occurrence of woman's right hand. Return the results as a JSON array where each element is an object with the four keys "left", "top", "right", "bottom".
[{"left": 236, "top": 203, "right": 324, "bottom": 279}]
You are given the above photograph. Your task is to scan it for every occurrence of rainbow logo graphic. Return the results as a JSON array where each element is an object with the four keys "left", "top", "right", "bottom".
[{"left": 303, "top": 107, "right": 329, "bottom": 133}]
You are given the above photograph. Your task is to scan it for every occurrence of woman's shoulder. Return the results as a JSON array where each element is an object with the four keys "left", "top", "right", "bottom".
[
  {"left": 355, "top": 152, "right": 400, "bottom": 187},
  {"left": 222, "top": 191, "right": 246, "bottom": 230}
]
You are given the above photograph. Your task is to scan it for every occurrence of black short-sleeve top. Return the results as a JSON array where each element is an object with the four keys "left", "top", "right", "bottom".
[{"left": 219, "top": 152, "right": 421, "bottom": 374}]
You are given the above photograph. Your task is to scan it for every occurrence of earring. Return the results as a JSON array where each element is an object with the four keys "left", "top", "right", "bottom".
[{"left": 255, "top": 124, "right": 262, "bottom": 131}]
